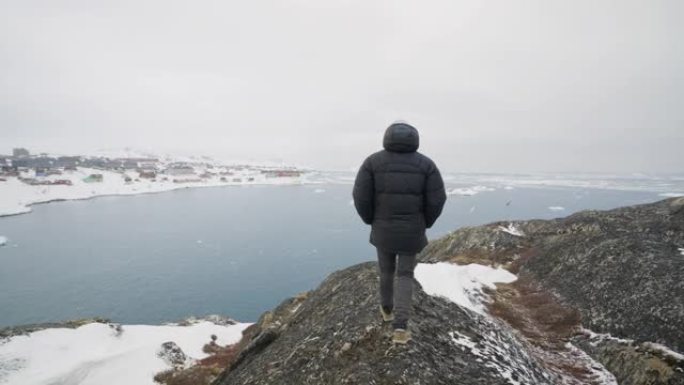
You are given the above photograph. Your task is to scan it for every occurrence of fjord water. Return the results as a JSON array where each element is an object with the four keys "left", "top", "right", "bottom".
[{"left": 0, "top": 183, "right": 662, "bottom": 327}]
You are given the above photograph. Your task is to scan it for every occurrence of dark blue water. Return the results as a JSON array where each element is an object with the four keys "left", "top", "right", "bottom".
[{"left": 0, "top": 184, "right": 661, "bottom": 327}]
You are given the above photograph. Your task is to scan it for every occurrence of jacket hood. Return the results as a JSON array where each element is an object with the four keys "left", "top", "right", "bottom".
[{"left": 383, "top": 122, "right": 419, "bottom": 153}]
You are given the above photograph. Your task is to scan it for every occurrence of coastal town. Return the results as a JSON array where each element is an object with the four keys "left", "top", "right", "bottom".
[{"left": 0, "top": 148, "right": 310, "bottom": 217}]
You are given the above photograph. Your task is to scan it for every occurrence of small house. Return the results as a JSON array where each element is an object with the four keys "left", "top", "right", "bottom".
[
  {"left": 13, "top": 148, "right": 30, "bottom": 158},
  {"left": 139, "top": 170, "right": 156, "bottom": 179},
  {"left": 165, "top": 166, "right": 195, "bottom": 176}
]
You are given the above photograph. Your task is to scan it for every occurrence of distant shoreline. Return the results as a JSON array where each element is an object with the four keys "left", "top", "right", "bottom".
[{"left": 0, "top": 171, "right": 320, "bottom": 218}]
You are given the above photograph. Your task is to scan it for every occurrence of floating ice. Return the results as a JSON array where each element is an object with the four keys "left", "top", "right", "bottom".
[
  {"left": 447, "top": 185, "right": 495, "bottom": 196},
  {"left": 659, "top": 192, "right": 684, "bottom": 198},
  {"left": 313, "top": 188, "right": 326, "bottom": 193},
  {"left": 0, "top": 235, "right": 7, "bottom": 246},
  {"left": 548, "top": 206, "right": 566, "bottom": 211}
]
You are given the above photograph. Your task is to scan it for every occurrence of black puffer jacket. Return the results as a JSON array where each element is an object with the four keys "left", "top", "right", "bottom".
[{"left": 353, "top": 123, "right": 447, "bottom": 254}]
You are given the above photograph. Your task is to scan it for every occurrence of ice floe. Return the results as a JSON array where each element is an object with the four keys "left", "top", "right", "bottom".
[
  {"left": 548, "top": 206, "right": 566, "bottom": 211},
  {"left": 659, "top": 192, "right": 684, "bottom": 198},
  {"left": 446, "top": 185, "right": 495, "bottom": 196}
]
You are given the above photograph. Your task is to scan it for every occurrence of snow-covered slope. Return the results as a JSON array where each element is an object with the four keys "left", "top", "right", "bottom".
[{"left": 0, "top": 320, "right": 251, "bottom": 385}]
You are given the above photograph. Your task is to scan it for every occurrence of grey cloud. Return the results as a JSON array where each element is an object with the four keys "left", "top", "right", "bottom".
[{"left": 1, "top": 0, "right": 682, "bottom": 173}]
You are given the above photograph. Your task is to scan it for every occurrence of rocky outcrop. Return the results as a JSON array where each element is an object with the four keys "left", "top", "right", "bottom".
[
  {"left": 213, "top": 262, "right": 554, "bottom": 385},
  {"left": 161, "top": 197, "right": 683, "bottom": 385},
  {"left": 419, "top": 197, "right": 684, "bottom": 384}
]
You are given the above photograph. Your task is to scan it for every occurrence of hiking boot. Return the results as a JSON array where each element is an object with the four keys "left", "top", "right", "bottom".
[
  {"left": 392, "top": 328, "right": 412, "bottom": 344},
  {"left": 380, "top": 305, "right": 394, "bottom": 322}
]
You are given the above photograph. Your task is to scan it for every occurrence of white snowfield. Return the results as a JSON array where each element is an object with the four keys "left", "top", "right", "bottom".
[
  {"left": 414, "top": 262, "right": 517, "bottom": 314},
  {"left": 0, "top": 320, "right": 251, "bottom": 385},
  {"left": 0, "top": 167, "right": 307, "bottom": 217}
]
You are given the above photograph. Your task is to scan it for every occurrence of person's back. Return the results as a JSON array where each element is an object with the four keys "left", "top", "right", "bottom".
[{"left": 352, "top": 121, "right": 447, "bottom": 344}]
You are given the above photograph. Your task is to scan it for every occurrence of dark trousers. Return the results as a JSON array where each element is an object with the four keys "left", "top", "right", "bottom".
[{"left": 376, "top": 248, "right": 417, "bottom": 329}]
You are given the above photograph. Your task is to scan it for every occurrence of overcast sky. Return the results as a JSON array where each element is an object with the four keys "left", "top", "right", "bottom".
[{"left": 1, "top": 0, "right": 682, "bottom": 173}]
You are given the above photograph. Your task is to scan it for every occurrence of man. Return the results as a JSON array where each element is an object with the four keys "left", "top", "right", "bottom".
[{"left": 352, "top": 121, "right": 447, "bottom": 344}]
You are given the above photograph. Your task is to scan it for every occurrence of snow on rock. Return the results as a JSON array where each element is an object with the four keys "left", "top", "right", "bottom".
[
  {"left": 447, "top": 185, "right": 495, "bottom": 196},
  {"left": 448, "top": 327, "right": 545, "bottom": 385},
  {"left": 563, "top": 342, "right": 618, "bottom": 385},
  {"left": 414, "top": 262, "right": 517, "bottom": 314},
  {"left": 0, "top": 236, "right": 7, "bottom": 247},
  {"left": 0, "top": 320, "right": 251, "bottom": 385},
  {"left": 578, "top": 328, "right": 684, "bottom": 370},
  {"left": 548, "top": 206, "right": 566, "bottom": 211},
  {"left": 498, "top": 223, "right": 524, "bottom": 237},
  {"left": 679, "top": 248, "right": 684, "bottom": 256}
]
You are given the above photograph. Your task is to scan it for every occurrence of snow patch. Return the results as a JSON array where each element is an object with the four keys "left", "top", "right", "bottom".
[
  {"left": 0, "top": 236, "right": 7, "bottom": 247},
  {"left": 679, "top": 248, "right": 684, "bottom": 256},
  {"left": 548, "top": 206, "right": 565, "bottom": 211},
  {"left": 642, "top": 342, "right": 684, "bottom": 362},
  {"left": 0, "top": 320, "right": 251, "bottom": 385},
  {"left": 498, "top": 223, "right": 524, "bottom": 237},
  {"left": 659, "top": 192, "right": 684, "bottom": 198},
  {"left": 415, "top": 262, "right": 517, "bottom": 314}
]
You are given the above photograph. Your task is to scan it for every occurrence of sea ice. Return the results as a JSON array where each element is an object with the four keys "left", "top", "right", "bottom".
[
  {"left": 447, "top": 185, "right": 495, "bottom": 196},
  {"left": 659, "top": 192, "right": 684, "bottom": 198}
]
